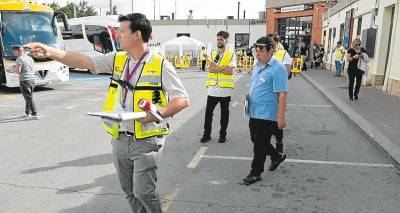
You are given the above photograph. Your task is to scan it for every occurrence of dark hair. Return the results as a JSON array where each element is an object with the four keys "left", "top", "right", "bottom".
[
  {"left": 217, "top": 31, "right": 229, "bottom": 39},
  {"left": 337, "top": 41, "right": 342, "bottom": 45},
  {"left": 118, "top": 13, "right": 152, "bottom": 42},
  {"left": 255, "top": 36, "right": 274, "bottom": 51},
  {"left": 273, "top": 33, "right": 280, "bottom": 43},
  {"left": 11, "top": 45, "right": 22, "bottom": 51}
]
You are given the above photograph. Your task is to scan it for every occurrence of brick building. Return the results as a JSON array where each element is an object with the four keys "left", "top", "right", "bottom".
[{"left": 266, "top": 0, "right": 329, "bottom": 56}]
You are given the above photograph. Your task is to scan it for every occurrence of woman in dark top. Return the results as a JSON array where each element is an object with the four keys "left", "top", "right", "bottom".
[
  {"left": 346, "top": 39, "right": 366, "bottom": 100},
  {"left": 299, "top": 42, "right": 308, "bottom": 70}
]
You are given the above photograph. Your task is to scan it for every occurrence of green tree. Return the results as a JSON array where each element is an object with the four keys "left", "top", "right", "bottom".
[
  {"left": 47, "top": 1, "right": 97, "bottom": 18},
  {"left": 106, "top": 5, "right": 117, "bottom": 15}
]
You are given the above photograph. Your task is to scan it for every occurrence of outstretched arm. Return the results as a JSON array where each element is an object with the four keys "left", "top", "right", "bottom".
[{"left": 26, "top": 42, "right": 97, "bottom": 74}]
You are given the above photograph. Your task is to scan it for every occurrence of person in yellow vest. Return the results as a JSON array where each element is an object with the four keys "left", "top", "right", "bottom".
[
  {"left": 200, "top": 47, "right": 207, "bottom": 71},
  {"left": 333, "top": 41, "right": 345, "bottom": 77},
  {"left": 201, "top": 31, "right": 236, "bottom": 143},
  {"left": 26, "top": 13, "right": 189, "bottom": 213},
  {"left": 269, "top": 33, "right": 292, "bottom": 80}
]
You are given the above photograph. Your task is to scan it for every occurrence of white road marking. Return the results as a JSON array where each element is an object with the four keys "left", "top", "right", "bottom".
[
  {"left": 201, "top": 155, "right": 394, "bottom": 168},
  {"left": 78, "top": 98, "right": 102, "bottom": 102},
  {"left": 1, "top": 95, "right": 16, "bottom": 100},
  {"left": 162, "top": 187, "right": 179, "bottom": 213},
  {"left": 187, "top": 147, "right": 208, "bottom": 169},
  {"left": 289, "top": 86, "right": 313, "bottom": 88},
  {"left": 287, "top": 104, "right": 333, "bottom": 107},
  {"left": 66, "top": 105, "right": 78, "bottom": 110},
  {"left": 231, "top": 101, "right": 239, "bottom": 107}
]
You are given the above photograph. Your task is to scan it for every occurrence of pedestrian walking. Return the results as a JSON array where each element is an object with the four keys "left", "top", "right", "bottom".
[
  {"left": 12, "top": 45, "right": 38, "bottom": 120},
  {"left": 27, "top": 13, "right": 189, "bottom": 213},
  {"left": 333, "top": 41, "right": 345, "bottom": 77},
  {"left": 200, "top": 31, "right": 236, "bottom": 144},
  {"left": 299, "top": 41, "right": 308, "bottom": 71},
  {"left": 241, "top": 36, "right": 287, "bottom": 185},
  {"left": 200, "top": 47, "right": 207, "bottom": 71},
  {"left": 346, "top": 39, "right": 369, "bottom": 100}
]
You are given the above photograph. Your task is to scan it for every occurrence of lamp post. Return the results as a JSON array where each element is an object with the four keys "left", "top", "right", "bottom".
[{"left": 153, "top": 0, "right": 156, "bottom": 20}]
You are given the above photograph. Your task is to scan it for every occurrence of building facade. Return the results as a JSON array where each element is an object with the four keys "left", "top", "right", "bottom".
[
  {"left": 323, "top": 0, "right": 399, "bottom": 96},
  {"left": 266, "top": 0, "right": 328, "bottom": 56},
  {"left": 150, "top": 19, "right": 266, "bottom": 52}
]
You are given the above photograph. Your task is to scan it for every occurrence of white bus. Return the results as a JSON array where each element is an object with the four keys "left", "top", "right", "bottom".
[
  {"left": 61, "top": 16, "right": 122, "bottom": 61},
  {"left": 0, "top": 0, "right": 70, "bottom": 87}
]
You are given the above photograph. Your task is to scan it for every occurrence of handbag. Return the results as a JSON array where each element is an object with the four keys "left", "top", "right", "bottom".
[{"left": 357, "top": 53, "right": 369, "bottom": 74}]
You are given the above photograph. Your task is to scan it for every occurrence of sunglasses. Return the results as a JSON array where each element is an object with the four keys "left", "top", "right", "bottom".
[{"left": 252, "top": 43, "right": 270, "bottom": 52}]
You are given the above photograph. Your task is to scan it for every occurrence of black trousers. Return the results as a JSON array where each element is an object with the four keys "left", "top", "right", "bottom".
[
  {"left": 201, "top": 60, "right": 206, "bottom": 71},
  {"left": 203, "top": 95, "right": 231, "bottom": 138},
  {"left": 19, "top": 80, "right": 37, "bottom": 116},
  {"left": 249, "top": 118, "right": 280, "bottom": 176},
  {"left": 348, "top": 69, "right": 363, "bottom": 98}
]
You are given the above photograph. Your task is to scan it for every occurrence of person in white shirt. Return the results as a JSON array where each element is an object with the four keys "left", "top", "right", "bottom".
[{"left": 201, "top": 31, "right": 236, "bottom": 143}]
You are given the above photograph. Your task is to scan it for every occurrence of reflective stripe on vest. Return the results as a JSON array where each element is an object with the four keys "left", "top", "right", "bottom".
[
  {"left": 206, "top": 49, "right": 234, "bottom": 88},
  {"left": 274, "top": 49, "right": 286, "bottom": 62},
  {"left": 102, "top": 51, "right": 169, "bottom": 140}
]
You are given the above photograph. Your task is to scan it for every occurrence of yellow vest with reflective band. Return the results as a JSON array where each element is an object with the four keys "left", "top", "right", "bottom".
[
  {"left": 273, "top": 49, "right": 286, "bottom": 62},
  {"left": 206, "top": 50, "right": 234, "bottom": 88},
  {"left": 102, "top": 51, "right": 169, "bottom": 140},
  {"left": 200, "top": 50, "right": 206, "bottom": 60},
  {"left": 336, "top": 46, "right": 345, "bottom": 59}
]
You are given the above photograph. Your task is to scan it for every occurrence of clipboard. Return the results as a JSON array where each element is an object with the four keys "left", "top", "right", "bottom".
[{"left": 86, "top": 112, "right": 146, "bottom": 123}]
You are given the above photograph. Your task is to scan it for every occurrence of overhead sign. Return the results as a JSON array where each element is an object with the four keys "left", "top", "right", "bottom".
[
  {"left": 281, "top": 5, "right": 305, "bottom": 13},
  {"left": 275, "top": 4, "right": 313, "bottom": 13}
]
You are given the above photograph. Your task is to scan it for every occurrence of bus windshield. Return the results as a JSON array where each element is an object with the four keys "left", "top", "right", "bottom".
[{"left": 1, "top": 12, "right": 62, "bottom": 60}]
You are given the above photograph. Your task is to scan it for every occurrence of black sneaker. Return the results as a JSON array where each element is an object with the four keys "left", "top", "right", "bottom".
[
  {"left": 218, "top": 137, "right": 226, "bottom": 143},
  {"left": 349, "top": 97, "right": 354, "bottom": 101},
  {"left": 269, "top": 154, "right": 286, "bottom": 171},
  {"left": 241, "top": 174, "right": 262, "bottom": 185},
  {"left": 200, "top": 136, "right": 211, "bottom": 143},
  {"left": 276, "top": 142, "right": 283, "bottom": 154},
  {"left": 354, "top": 95, "right": 358, "bottom": 100}
]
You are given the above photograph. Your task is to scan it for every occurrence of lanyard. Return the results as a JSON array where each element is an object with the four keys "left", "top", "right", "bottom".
[{"left": 122, "top": 49, "right": 149, "bottom": 107}]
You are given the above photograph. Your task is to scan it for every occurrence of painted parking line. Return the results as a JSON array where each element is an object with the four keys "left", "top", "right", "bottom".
[
  {"left": 187, "top": 147, "right": 208, "bottom": 169},
  {"left": 287, "top": 104, "right": 333, "bottom": 107},
  {"left": 66, "top": 105, "right": 78, "bottom": 110},
  {"left": 1, "top": 95, "right": 16, "bottom": 100},
  {"left": 230, "top": 101, "right": 239, "bottom": 107},
  {"left": 162, "top": 187, "right": 179, "bottom": 213},
  {"left": 201, "top": 155, "right": 394, "bottom": 168}
]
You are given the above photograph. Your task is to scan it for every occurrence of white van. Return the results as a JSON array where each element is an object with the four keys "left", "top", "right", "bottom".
[{"left": 61, "top": 16, "right": 122, "bottom": 71}]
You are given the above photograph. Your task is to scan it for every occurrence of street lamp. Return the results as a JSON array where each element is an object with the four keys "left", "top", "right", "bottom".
[{"left": 153, "top": 0, "right": 156, "bottom": 20}]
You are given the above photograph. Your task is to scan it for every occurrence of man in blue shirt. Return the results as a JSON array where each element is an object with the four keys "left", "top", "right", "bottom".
[{"left": 242, "top": 37, "right": 288, "bottom": 185}]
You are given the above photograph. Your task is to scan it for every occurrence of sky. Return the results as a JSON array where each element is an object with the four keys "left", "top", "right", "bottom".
[{"left": 38, "top": 0, "right": 266, "bottom": 19}]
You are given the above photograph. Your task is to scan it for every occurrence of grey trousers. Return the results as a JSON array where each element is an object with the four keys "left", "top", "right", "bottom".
[
  {"left": 19, "top": 80, "right": 37, "bottom": 115},
  {"left": 112, "top": 134, "right": 164, "bottom": 213}
]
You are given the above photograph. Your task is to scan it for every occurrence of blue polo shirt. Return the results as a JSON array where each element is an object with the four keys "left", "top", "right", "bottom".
[{"left": 248, "top": 57, "right": 288, "bottom": 121}]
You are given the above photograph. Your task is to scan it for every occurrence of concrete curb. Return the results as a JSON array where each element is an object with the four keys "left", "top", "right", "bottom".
[{"left": 301, "top": 72, "right": 400, "bottom": 167}]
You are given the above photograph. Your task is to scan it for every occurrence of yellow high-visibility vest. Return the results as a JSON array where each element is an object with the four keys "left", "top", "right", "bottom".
[
  {"left": 102, "top": 51, "right": 169, "bottom": 140},
  {"left": 200, "top": 50, "right": 206, "bottom": 60},
  {"left": 336, "top": 46, "right": 345, "bottom": 59},
  {"left": 206, "top": 49, "right": 234, "bottom": 88},
  {"left": 273, "top": 49, "right": 286, "bottom": 62}
]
